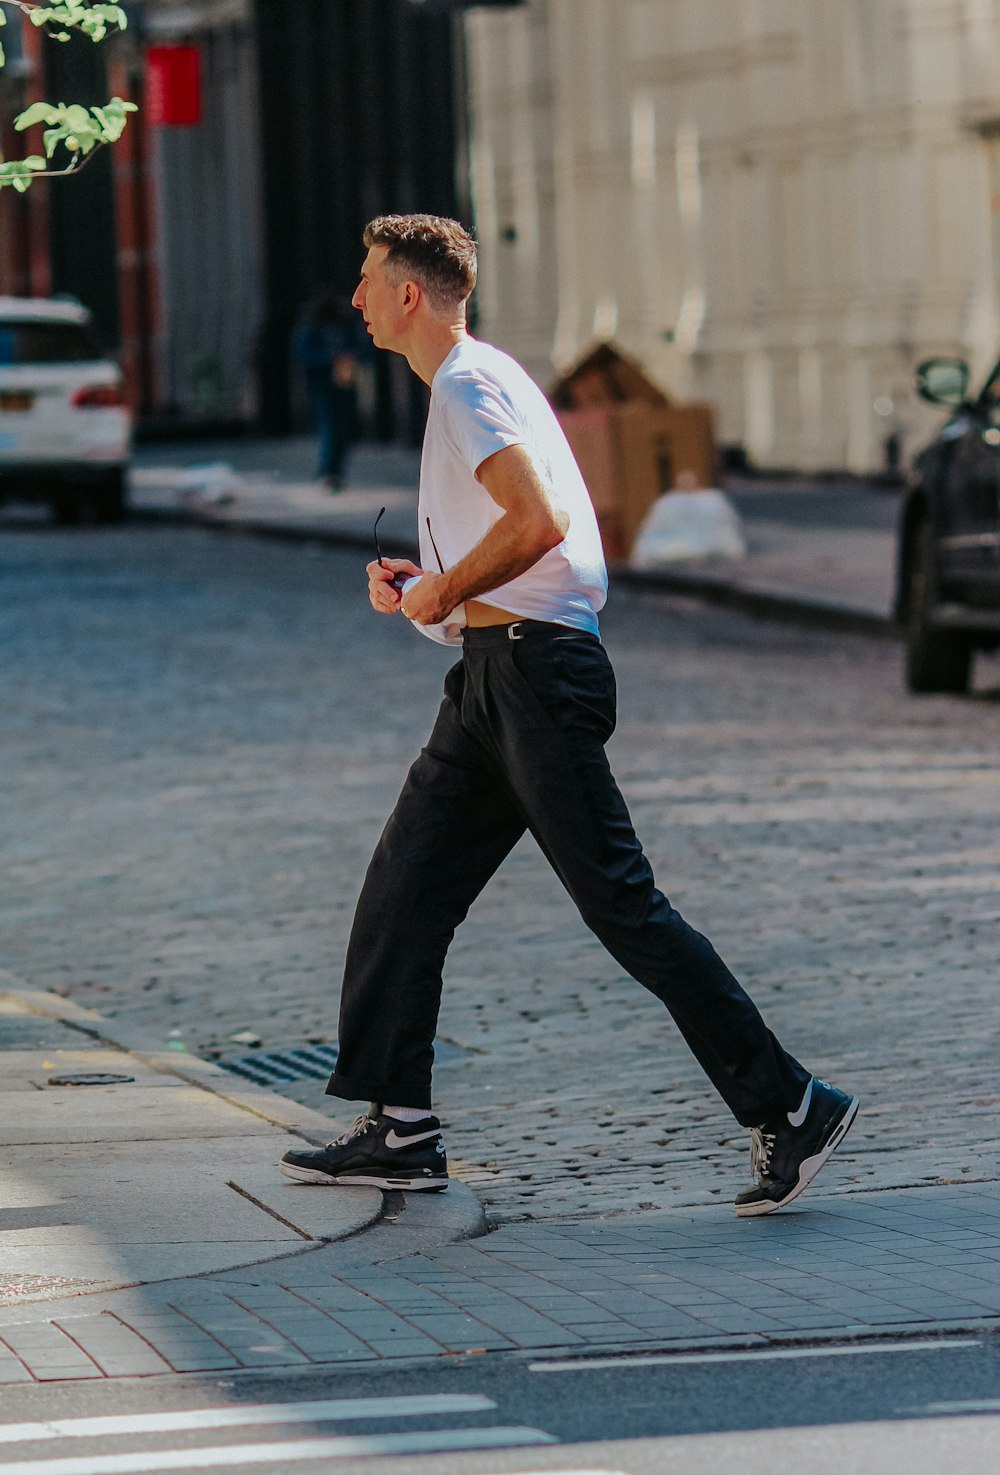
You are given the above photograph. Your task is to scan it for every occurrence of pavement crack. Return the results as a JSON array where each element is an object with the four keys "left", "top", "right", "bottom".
[{"left": 225, "top": 1181, "right": 316, "bottom": 1240}]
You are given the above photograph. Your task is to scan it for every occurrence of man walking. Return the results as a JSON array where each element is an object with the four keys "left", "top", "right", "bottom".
[{"left": 279, "top": 214, "right": 858, "bottom": 1216}]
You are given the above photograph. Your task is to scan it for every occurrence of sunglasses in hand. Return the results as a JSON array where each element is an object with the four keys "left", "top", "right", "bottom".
[{"left": 373, "top": 506, "right": 411, "bottom": 592}]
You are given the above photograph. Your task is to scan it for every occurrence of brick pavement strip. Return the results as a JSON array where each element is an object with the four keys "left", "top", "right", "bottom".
[
  {"left": 0, "top": 1347, "right": 34, "bottom": 1384},
  {"left": 320, "top": 1183, "right": 1000, "bottom": 1349},
  {"left": 47, "top": 1315, "right": 172, "bottom": 1377},
  {"left": 0, "top": 1323, "right": 103, "bottom": 1382},
  {"left": 1, "top": 1183, "right": 989, "bottom": 1384}
]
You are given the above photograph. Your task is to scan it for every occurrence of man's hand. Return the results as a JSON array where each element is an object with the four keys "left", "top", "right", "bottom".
[
  {"left": 399, "top": 571, "right": 458, "bottom": 626},
  {"left": 367, "top": 558, "right": 421, "bottom": 614}
]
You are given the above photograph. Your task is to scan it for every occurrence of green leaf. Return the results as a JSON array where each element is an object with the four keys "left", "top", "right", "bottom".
[
  {"left": 15, "top": 102, "right": 63, "bottom": 132},
  {"left": 0, "top": 161, "right": 45, "bottom": 192},
  {"left": 92, "top": 108, "right": 120, "bottom": 142}
]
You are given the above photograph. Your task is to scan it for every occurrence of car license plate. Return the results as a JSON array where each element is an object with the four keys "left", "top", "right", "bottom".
[{"left": 0, "top": 391, "right": 33, "bottom": 411}]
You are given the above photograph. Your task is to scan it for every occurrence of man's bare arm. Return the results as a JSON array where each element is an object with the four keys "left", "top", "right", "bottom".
[{"left": 401, "top": 444, "right": 569, "bottom": 625}]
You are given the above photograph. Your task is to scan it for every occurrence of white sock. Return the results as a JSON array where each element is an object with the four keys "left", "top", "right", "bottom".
[{"left": 383, "top": 1105, "right": 432, "bottom": 1122}]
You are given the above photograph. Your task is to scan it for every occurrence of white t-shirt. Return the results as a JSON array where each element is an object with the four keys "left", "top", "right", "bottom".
[{"left": 405, "top": 338, "right": 608, "bottom": 647}]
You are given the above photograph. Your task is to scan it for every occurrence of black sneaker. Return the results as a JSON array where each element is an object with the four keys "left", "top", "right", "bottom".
[
  {"left": 279, "top": 1106, "right": 449, "bottom": 1192},
  {"left": 734, "top": 1078, "right": 859, "bottom": 1217}
]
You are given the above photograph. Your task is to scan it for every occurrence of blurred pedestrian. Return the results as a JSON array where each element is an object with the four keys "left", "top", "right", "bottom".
[
  {"left": 292, "top": 291, "right": 361, "bottom": 490},
  {"left": 280, "top": 214, "right": 859, "bottom": 1216}
]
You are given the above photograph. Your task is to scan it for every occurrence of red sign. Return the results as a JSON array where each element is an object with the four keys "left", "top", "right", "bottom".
[{"left": 145, "top": 45, "right": 202, "bottom": 127}]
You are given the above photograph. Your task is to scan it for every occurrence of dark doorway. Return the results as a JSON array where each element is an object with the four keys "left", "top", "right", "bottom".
[{"left": 253, "top": 0, "right": 468, "bottom": 442}]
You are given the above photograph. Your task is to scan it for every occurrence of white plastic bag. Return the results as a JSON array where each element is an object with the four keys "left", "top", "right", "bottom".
[
  {"left": 629, "top": 489, "right": 747, "bottom": 567},
  {"left": 175, "top": 462, "right": 244, "bottom": 508}
]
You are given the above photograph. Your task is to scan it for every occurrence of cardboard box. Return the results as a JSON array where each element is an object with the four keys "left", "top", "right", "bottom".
[{"left": 550, "top": 342, "right": 718, "bottom": 559}]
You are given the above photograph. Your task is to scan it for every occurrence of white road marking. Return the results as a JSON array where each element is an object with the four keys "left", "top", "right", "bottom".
[
  {"left": 530, "top": 1337, "right": 982, "bottom": 1372},
  {"left": 920, "top": 1399, "right": 1000, "bottom": 1413},
  {"left": 0, "top": 1426, "right": 556, "bottom": 1475},
  {"left": 0, "top": 1394, "right": 495, "bottom": 1445}
]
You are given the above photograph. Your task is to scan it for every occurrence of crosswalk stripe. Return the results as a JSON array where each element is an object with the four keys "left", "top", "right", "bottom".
[
  {"left": 0, "top": 1394, "right": 495, "bottom": 1445},
  {"left": 0, "top": 1425, "right": 556, "bottom": 1475}
]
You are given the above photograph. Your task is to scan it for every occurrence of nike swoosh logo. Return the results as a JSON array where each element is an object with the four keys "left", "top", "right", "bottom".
[
  {"left": 385, "top": 1128, "right": 442, "bottom": 1150},
  {"left": 787, "top": 1078, "right": 814, "bottom": 1128}
]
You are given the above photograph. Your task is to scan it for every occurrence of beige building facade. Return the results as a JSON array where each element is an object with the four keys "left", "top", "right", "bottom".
[{"left": 464, "top": 0, "right": 1000, "bottom": 473}]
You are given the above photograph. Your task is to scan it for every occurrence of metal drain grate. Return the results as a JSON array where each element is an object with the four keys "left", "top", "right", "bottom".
[
  {"left": 216, "top": 1038, "right": 467, "bottom": 1088},
  {"left": 217, "top": 1044, "right": 339, "bottom": 1087}
]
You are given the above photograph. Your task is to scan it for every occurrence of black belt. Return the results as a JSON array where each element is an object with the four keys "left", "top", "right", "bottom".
[{"left": 461, "top": 620, "right": 594, "bottom": 647}]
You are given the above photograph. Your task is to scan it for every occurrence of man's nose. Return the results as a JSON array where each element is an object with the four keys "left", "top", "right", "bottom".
[{"left": 351, "top": 285, "right": 364, "bottom": 310}]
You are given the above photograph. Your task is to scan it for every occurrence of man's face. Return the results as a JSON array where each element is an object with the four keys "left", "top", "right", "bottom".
[{"left": 351, "top": 246, "right": 406, "bottom": 351}]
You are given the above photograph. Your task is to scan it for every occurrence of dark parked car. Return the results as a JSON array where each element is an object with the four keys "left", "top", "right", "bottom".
[{"left": 897, "top": 356, "right": 1000, "bottom": 692}]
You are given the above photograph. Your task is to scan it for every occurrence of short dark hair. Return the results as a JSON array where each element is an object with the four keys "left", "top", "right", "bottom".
[{"left": 363, "top": 214, "right": 477, "bottom": 312}]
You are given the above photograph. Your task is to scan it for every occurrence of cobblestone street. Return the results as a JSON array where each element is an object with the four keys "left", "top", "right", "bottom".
[{"left": 3, "top": 524, "right": 998, "bottom": 1224}]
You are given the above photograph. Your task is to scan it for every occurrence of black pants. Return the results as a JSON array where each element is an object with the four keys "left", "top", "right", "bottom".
[{"left": 328, "top": 621, "right": 810, "bottom": 1126}]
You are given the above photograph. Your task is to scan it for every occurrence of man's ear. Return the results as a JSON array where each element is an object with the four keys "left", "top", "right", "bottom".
[{"left": 401, "top": 280, "right": 422, "bottom": 315}]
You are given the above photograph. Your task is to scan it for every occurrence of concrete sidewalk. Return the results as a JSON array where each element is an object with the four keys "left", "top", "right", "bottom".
[
  {"left": 2, "top": 984, "right": 998, "bottom": 1386},
  {"left": 0, "top": 980, "right": 482, "bottom": 1314},
  {"left": 127, "top": 442, "right": 900, "bottom": 633},
  {"left": 623, "top": 517, "right": 896, "bottom": 633}
]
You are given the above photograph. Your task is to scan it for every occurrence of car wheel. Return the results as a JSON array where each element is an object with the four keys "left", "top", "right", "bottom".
[
  {"left": 91, "top": 469, "right": 127, "bottom": 524},
  {"left": 904, "top": 518, "right": 972, "bottom": 693}
]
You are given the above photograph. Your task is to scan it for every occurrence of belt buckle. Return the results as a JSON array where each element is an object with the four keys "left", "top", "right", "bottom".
[{"left": 507, "top": 621, "right": 524, "bottom": 641}]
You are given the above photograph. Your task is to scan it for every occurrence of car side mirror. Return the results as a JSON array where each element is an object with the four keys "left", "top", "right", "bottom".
[{"left": 916, "top": 357, "right": 970, "bottom": 408}]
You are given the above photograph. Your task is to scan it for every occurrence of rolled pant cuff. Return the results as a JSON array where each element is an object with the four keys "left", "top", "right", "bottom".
[{"left": 326, "top": 1071, "right": 432, "bottom": 1112}]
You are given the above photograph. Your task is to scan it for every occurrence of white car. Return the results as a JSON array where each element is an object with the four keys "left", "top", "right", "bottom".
[{"left": 0, "top": 296, "right": 132, "bottom": 523}]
